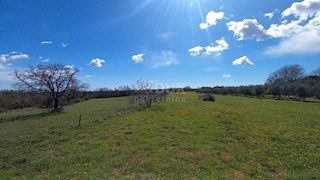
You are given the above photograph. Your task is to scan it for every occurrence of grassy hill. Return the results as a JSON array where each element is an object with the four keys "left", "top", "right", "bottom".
[{"left": 0, "top": 93, "right": 319, "bottom": 179}]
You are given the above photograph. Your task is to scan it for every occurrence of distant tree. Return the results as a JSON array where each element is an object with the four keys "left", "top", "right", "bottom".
[
  {"left": 266, "top": 64, "right": 305, "bottom": 86},
  {"left": 14, "top": 63, "right": 85, "bottom": 112},
  {"left": 281, "top": 85, "right": 293, "bottom": 98},
  {"left": 269, "top": 85, "right": 281, "bottom": 99},
  {"left": 295, "top": 85, "right": 309, "bottom": 101},
  {"left": 183, "top": 86, "right": 192, "bottom": 92},
  {"left": 132, "top": 79, "right": 165, "bottom": 107},
  {"left": 239, "top": 86, "right": 252, "bottom": 96},
  {"left": 313, "top": 84, "right": 320, "bottom": 99},
  {"left": 255, "top": 86, "right": 264, "bottom": 97}
]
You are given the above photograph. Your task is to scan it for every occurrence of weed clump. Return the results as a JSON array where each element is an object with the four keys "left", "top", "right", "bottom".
[{"left": 198, "top": 94, "right": 215, "bottom": 102}]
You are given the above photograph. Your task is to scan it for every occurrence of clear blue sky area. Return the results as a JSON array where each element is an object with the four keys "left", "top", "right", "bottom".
[{"left": 1, "top": 0, "right": 319, "bottom": 89}]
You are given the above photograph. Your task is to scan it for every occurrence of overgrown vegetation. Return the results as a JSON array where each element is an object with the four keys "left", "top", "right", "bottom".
[
  {"left": 198, "top": 93, "right": 215, "bottom": 102},
  {"left": 1, "top": 93, "right": 319, "bottom": 179},
  {"left": 197, "top": 65, "right": 320, "bottom": 101}
]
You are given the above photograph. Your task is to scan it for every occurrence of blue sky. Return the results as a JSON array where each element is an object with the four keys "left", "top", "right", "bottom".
[{"left": 1, "top": 0, "right": 320, "bottom": 90}]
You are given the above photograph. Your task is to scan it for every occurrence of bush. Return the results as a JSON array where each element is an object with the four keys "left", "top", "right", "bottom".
[{"left": 199, "top": 94, "right": 215, "bottom": 102}]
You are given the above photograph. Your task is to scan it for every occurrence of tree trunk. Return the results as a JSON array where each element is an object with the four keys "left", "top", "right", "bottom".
[{"left": 53, "top": 97, "right": 59, "bottom": 110}]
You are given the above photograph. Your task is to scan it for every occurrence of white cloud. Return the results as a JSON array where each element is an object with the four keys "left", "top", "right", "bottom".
[
  {"left": 266, "top": 20, "right": 304, "bottom": 38},
  {"left": 204, "top": 38, "right": 229, "bottom": 55},
  {"left": 188, "top": 38, "right": 229, "bottom": 56},
  {"left": 223, "top": 73, "right": 231, "bottom": 78},
  {"left": 65, "top": 65, "right": 75, "bottom": 69},
  {"left": 0, "top": 63, "right": 14, "bottom": 82},
  {"left": 149, "top": 51, "right": 178, "bottom": 68},
  {"left": 266, "top": 29, "right": 320, "bottom": 55},
  {"left": 39, "top": 56, "right": 49, "bottom": 62},
  {"left": 226, "top": 19, "right": 270, "bottom": 41},
  {"left": 40, "top": 41, "right": 53, "bottom": 45},
  {"left": 282, "top": 0, "right": 320, "bottom": 20},
  {"left": 89, "top": 58, "right": 105, "bottom": 68},
  {"left": 132, "top": 53, "right": 144, "bottom": 63},
  {"left": 232, "top": 56, "right": 254, "bottom": 66},
  {"left": 0, "top": 52, "right": 29, "bottom": 63},
  {"left": 265, "top": 12, "right": 274, "bottom": 19},
  {"left": 200, "top": 11, "right": 224, "bottom": 29},
  {"left": 265, "top": 9, "right": 279, "bottom": 19},
  {"left": 265, "top": 0, "right": 320, "bottom": 55},
  {"left": 85, "top": 75, "right": 94, "bottom": 78},
  {"left": 61, "top": 42, "right": 68, "bottom": 48},
  {"left": 0, "top": 52, "right": 28, "bottom": 82},
  {"left": 0, "top": 55, "right": 6, "bottom": 63},
  {"left": 188, "top": 46, "right": 204, "bottom": 56}
]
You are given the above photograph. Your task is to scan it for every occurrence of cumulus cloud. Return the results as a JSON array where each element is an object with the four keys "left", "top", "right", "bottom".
[
  {"left": 40, "top": 41, "right": 53, "bottom": 45},
  {"left": 266, "top": 29, "right": 320, "bottom": 55},
  {"left": 188, "top": 38, "right": 229, "bottom": 56},
  {"left": 188, "top": 46, "right": 204, "bottom": 56},
  {"left": 282, "top": 0, "right": 320, "bottom": 20},
  {"left": 0, "top": 63, "right": 14, "bottom": 82},
  {"left": 85, "top": 75, "right": 94, "bottom": 78},
  {"left": 265, "top": 0, "right": 320, "bottom": 55},
  {"left": 132, "top": 53, "right": 144, "bottom": 63},
  {"left": 266, "top": 20, "right": 304, "bottom": 38},
  {"left": 223, "top": 74, "right": 231, "bottom": 78},
  {"left": 200, "top": 11, "right": 224, "bottom": 29},
  {"left": 227, "top": 19, "right": 271, "bottom": 41},
  {"left": 89, "top": 58, "right": 105, "bottom": 67},
  {"left": 149, "top": 51, "right": 178, "bottom": 68},
  {"left": 0, "top": 52, "right": 29, "bottom": 63},
  {"left": 204, "top": 38, "right": 229, "bottom": 55},
  {"left": 232, "top": 56, "right": 254, "bottom": 66}
]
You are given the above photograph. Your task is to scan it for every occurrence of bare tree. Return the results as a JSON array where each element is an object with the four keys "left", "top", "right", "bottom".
[
  {"left": 131, "top": 79, "right": 166, "bottom": 107},
  {"left": 266, "top": 64, "right": 305, "bottom": 86},
  {"left": 14, "top": 63, "right": 85, "bottom": 112}
]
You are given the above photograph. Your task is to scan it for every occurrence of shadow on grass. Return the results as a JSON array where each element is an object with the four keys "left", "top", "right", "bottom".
[{"left": 0, "top": 112, "right": 57, "bottom": 123}]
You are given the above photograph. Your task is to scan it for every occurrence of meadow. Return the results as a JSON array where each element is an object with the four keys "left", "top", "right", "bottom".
[{"left": 0, "top": 93, "right": 319, "bottom": 179}]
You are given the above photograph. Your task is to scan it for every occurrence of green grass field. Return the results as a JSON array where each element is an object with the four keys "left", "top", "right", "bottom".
[{"left": 1, "top": 93, "right": 319, "bottom": 179}]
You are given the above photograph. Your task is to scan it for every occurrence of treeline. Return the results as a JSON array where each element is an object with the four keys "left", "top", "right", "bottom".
[
  {"left": 196, "top": 65, "right": 320, "bottom": 101},
  {"left": 0, "top": 84, "right": 182, "bottom": 112},
  {"left": 1, "top": 64, "right": 319, "bottom": 112},
  {"left": 0, "top": 90, "right": 87, "bottom": 112}
]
